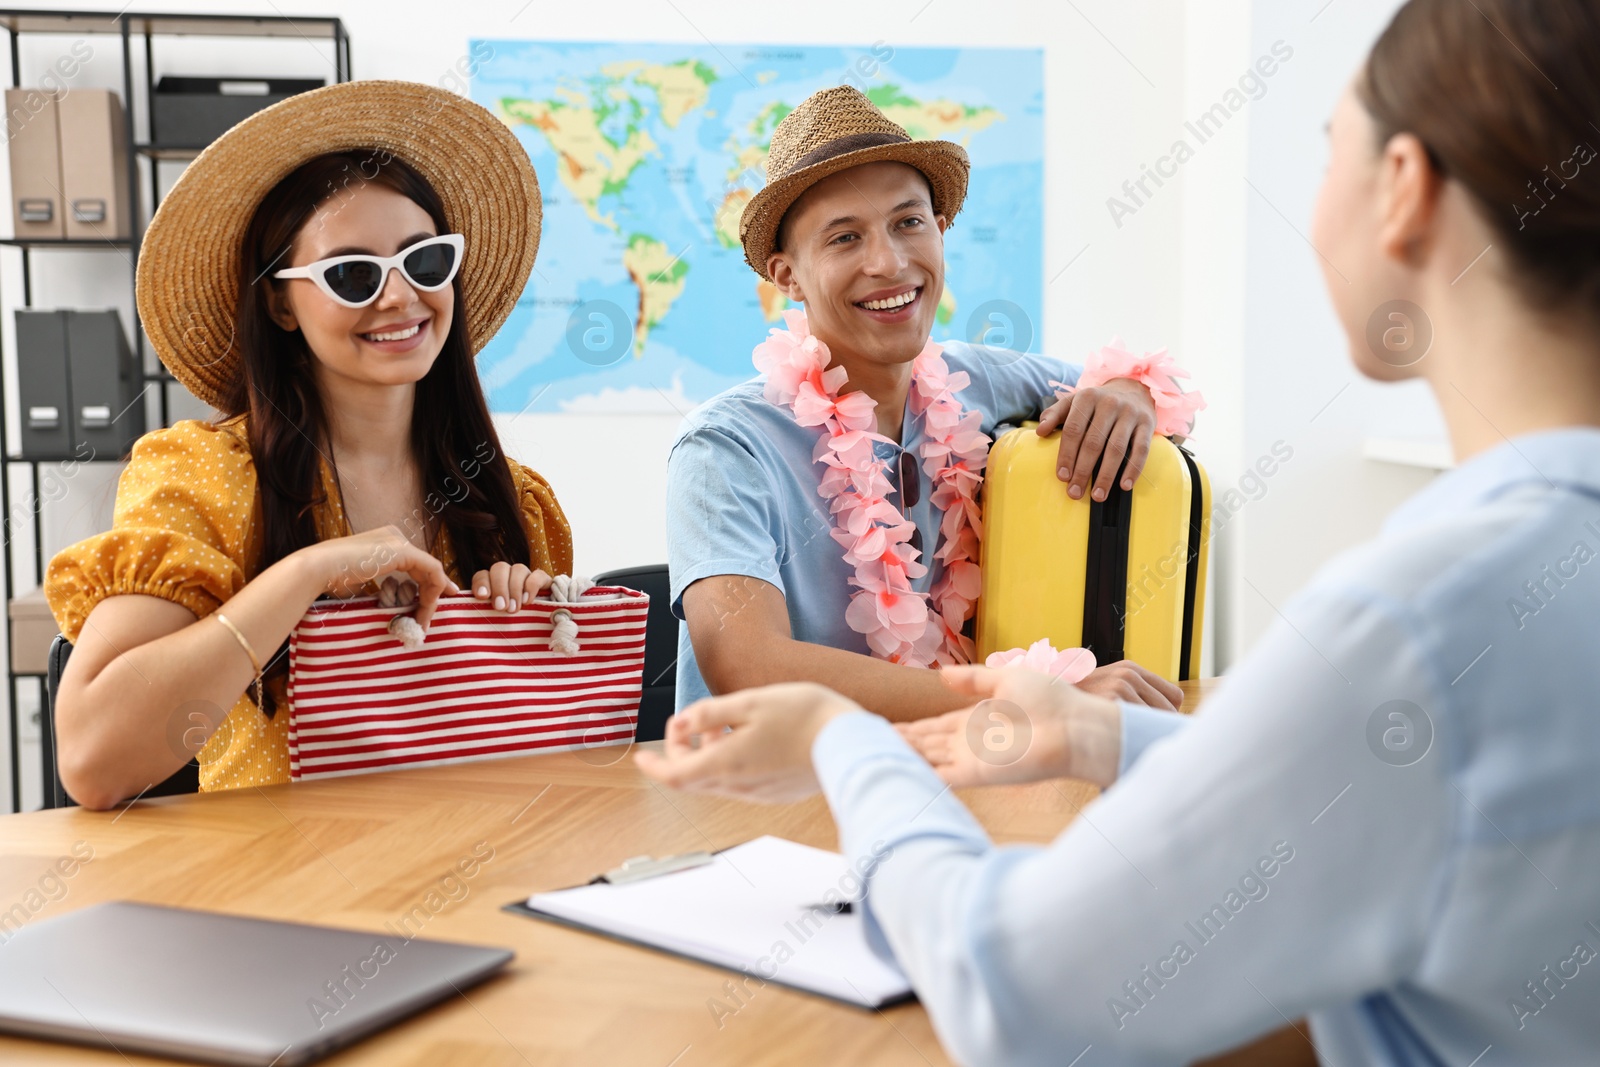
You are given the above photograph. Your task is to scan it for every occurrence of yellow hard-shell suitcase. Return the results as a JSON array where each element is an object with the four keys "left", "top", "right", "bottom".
[{"left": 975, "top": 427, "right": 1211, "bottom": 681}]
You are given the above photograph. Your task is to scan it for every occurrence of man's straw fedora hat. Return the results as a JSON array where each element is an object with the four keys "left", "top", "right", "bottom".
[{"left": 738, "top": 85, "right": 970, "bottom": 282}]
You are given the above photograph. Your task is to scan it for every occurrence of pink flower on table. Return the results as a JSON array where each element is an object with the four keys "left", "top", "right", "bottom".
[{"left": 984, "top": 639, "right": 1097, "bottom": 684}]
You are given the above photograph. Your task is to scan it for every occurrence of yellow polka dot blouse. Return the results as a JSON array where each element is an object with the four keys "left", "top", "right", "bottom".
[{"left": 44, "top": 417, "right": 574, "bottom": 792}]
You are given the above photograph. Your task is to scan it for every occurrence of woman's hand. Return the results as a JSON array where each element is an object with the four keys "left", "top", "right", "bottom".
[
  {"left": 634, "top": 683, "right": 860, "bottom": 803},
  {"left": 469, "top": 561, "right": 553, "bottom": 613},
  {"left": 298, "top": 525, "right": 458, "bottom": 630},
  {"left": 896, "top": 666, "right": 1125, "bottom": 789},
  {"left": 1038, "top": 377, "right": 1158, "bottom": 502}
]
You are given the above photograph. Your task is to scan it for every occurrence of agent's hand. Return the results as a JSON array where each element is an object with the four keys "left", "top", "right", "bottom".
[
  {"left": 897, "top": 665, "right": 1125, "bottom": 789},
  {"left": 634, "top": 683, "right": 860, "bottom": 803},
  {"left": 301, "top": 525, "right": 458, "bottom": 630},
  {"left": 470, "top": 562, "right": 553, "bottom": 614},
  {"left": 1038, "top": 377, "right": 1158, "bottom": 502},
  {"left": 1079, "top": 660, "right": 1184, "bottom": 712}
]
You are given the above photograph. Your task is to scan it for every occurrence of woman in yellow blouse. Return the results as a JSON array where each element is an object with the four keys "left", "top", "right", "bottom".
[{"left": 45, "top": 81, "right": 570, "bottom": 808}]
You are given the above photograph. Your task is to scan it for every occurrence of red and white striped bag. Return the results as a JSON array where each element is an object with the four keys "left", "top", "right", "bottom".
[{"left": 286, "top": 586, "right": 649, "bottom": 780}]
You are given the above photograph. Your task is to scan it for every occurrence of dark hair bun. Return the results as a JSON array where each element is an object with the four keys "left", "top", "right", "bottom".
[{"left": 1363, "top": 0, "right": 1600, "bottom": 313}]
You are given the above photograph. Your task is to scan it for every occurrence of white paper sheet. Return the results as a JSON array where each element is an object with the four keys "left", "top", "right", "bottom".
[{"left": 525, "top": 836, "right": 912, "bottom": 1007}]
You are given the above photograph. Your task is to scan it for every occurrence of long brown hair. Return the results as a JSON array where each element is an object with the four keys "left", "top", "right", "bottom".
[
  {"left": 221, "top": 151, "right": 532, "bottom": 708},
  {"left": 1361, "top": 0, "right": 1600, "bottom": 317}
]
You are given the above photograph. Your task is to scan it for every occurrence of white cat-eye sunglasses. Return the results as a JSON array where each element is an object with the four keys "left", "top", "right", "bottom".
[{"left": 274, "top": 233, "right": 464, "bottom": 309}]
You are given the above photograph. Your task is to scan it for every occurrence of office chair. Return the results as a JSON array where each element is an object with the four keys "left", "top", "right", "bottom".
[{"left": 592, "top": 564, "right": 678, "bottom": 744}]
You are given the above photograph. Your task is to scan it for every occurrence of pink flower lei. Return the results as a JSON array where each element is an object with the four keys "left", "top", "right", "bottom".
[
  {"left": 754, "top": 309, "right": 989, "bottom": 667},
  {"left": 1052, "top": 336, "right": 1206, "bottom": 438}
]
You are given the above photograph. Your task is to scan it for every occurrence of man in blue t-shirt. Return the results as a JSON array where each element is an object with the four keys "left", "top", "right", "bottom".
[{"left": 667, "top": 86, "right": 1186, "bottom": 719}]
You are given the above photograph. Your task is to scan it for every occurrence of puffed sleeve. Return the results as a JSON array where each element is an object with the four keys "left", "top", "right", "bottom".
[
  {"left": 510, "top": 461, "right": 574, "bottom": 577},
  {"left": 45, "top": 420, "right": 257, "bottom": 642}
]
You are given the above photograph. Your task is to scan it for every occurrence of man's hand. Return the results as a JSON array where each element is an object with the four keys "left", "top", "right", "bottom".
[
  {"left": 1079, "top": 660, "right": 1184, "bottom": 712},
  {"left": 1038, "top": 377, "right": 1158, "bottom": 502},
  {"left": 897, "top": 665, "right": 1125, "bottom": 789},
  {"left": 634, "top": 683, "right": 861, "bottom": 803}
]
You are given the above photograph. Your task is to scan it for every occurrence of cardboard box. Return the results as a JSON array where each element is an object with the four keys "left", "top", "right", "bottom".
[
  {"left": 58, "top": 89, "right": 131, "bottom": 241},
  {"left": 5, "top": 88, "right": 66, "bottom": 239},
  {"left": 9, "top": 587, "right": 60, "bottom": 676}
]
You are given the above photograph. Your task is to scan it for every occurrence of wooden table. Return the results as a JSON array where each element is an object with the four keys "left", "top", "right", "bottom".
[{"left": 0, "top": 679, "right": 1315, "bottom": 1066}]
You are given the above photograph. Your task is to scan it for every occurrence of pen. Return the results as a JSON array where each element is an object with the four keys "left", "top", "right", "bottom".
[{"left": 801, "top": 900, "right": 853, "bottom": 915}]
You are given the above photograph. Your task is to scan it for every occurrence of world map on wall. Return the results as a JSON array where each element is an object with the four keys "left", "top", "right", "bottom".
[{"left": 470, "top": 41, "right": 1043, "bottom": 413}]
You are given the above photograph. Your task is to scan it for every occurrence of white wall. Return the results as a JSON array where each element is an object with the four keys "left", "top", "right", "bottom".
[
  {"left": 0, "top": 0, "right": 1449, "bottom": 808},
  {"left": 1117, "top": 0, "right": 1446, "bottom": 668},
  {"left": 1175, "top": 0, "right": 1252, "bottom": 674},
  {"left": 1231, "top": 0, "right": 1443, "bottom": 657}
]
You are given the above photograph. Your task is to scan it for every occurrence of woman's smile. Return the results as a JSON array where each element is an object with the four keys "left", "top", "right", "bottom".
[{"left": 357, "top": 315, "right": 431, "bottom": 353}]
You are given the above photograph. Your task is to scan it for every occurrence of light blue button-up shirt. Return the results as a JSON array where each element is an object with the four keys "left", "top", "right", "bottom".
[
  {"left": 666, "top": 342, "right": 1077, "bottom": 709},
  {"left": 813, "top": 427, "right": 1600, "bottom": 1066}
]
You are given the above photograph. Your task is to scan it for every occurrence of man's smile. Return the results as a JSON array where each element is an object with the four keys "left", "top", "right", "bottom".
[{"left": 854, "top": 285, "right": 923, "bottom": 318}]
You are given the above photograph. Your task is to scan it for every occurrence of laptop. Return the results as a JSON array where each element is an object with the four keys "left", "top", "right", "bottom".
[{"left": 0, "top": 901, "right": 513, "bottom": 1066}]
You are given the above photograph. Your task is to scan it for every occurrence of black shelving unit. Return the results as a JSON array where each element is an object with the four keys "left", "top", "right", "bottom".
[{"left": 0, "top": 9, "right": 350, "bottom": 811}]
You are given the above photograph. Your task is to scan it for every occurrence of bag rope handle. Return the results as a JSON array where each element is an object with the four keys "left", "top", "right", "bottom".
[
  {"left": 383, "top": 574, "right": 598, "bottom": 654},
  {"left": 547, "top": 574, "right": 596, "bottom": 656}
]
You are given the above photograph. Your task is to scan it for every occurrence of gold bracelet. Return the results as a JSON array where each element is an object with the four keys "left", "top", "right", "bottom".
[{"left": 214, "top": 612, "right": 264, "bottom": 709}]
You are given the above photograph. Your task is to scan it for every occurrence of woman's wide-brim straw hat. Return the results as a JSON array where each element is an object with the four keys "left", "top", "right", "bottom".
[
  {"left": 739, "top": 85, "right": 970, "bottom": 281},
  {"left": 136, "top": 79, "right": 541, "bottom": 409}
]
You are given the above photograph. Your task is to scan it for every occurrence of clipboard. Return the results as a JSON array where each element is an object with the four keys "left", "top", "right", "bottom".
[{"left": 502, "top": 836, "right": 914, "bottom": 1010}]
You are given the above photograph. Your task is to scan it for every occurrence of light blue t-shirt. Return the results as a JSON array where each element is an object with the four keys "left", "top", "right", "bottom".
[{"left": 666, "top": 341, "right": 1078, "bottom": 709}]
